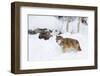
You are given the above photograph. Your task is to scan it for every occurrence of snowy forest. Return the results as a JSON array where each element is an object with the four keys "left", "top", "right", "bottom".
[{"left": 28, "top": 15, "right": 88, "bottom": 61}]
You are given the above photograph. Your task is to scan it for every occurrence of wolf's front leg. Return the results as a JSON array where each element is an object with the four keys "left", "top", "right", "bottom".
[{"left": 62, "top": 46, "right": 67, "bottom": 53}]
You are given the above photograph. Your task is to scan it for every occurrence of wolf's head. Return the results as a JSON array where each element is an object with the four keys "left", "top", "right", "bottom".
[{"left": 56, "top": 36, "right": 63, "bottom": 44}]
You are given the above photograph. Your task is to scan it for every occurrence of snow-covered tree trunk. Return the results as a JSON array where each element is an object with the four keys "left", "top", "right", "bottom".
[
  {"left": 77, "top": 17, "right": 81, "bottom": 33},
  {"left": 66, "top": 18, "right": 70, "bottom": 32}
]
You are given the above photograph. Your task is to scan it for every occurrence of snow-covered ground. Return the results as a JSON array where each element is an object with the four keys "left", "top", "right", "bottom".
[{"left": 28, "top": 15, "right": 88, "bottom": 61}]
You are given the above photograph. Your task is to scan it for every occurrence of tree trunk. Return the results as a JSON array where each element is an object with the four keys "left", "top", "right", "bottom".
[
  {"left": 77, "top": 17, "right": 81, "bottom": 33},
  {"left": 66, "top": 19, "right": 70, "bottom": 32}
]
